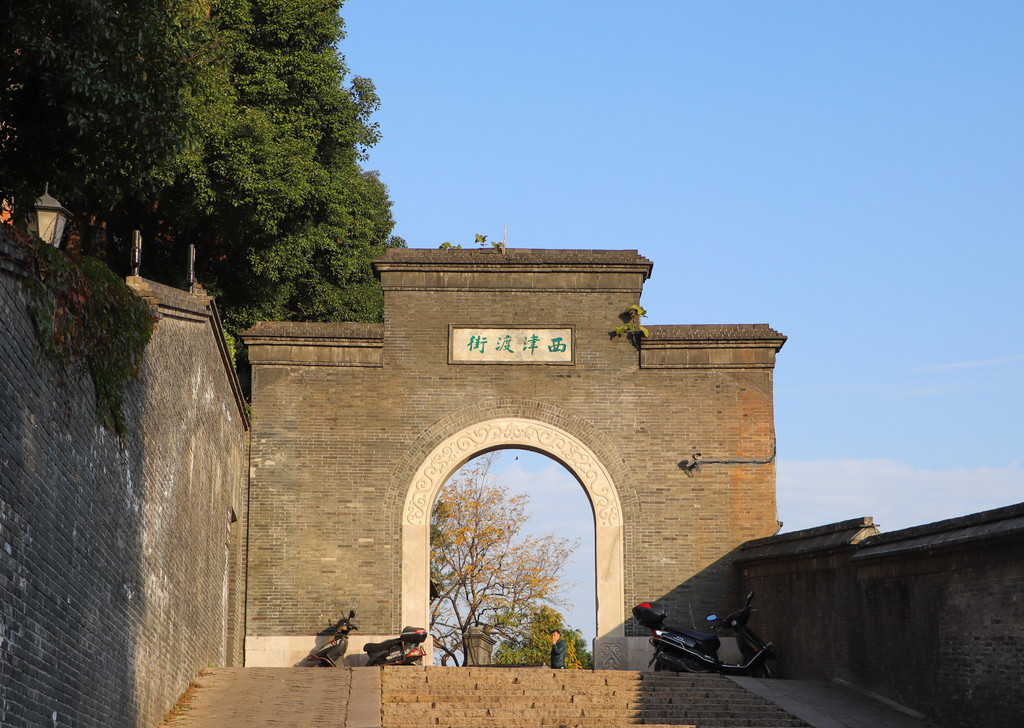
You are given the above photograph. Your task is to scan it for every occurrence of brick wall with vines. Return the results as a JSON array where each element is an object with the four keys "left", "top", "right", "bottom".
[{"left": 0, "top": 230, "right": 248, "bottom": 728}]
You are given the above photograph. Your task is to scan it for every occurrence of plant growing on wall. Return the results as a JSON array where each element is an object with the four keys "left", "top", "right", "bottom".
[
  {"left": 613, "top": 304, "right": 649, "bottom": 348},
  {"left": 7, "top": 226, "right": 157, "bottom": 434}
]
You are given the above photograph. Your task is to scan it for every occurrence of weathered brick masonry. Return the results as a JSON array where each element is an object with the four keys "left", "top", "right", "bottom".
[
  {"left": 243, "top": 248, "right": 786, "bottom": 668},
  {"left": 0, "top": 236, "right": 249, "bottom": 728},
  {"left": 736, "top": 505, "right": 1024, "bottom": 728}
]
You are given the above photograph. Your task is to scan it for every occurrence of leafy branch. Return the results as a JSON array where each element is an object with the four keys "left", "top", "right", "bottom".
[{"left": 9, "top": 226, "right": 157, "bottom": 434}]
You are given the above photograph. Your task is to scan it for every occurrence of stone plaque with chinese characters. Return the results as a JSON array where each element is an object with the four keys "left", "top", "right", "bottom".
[{"left": 450, "top": 327, "right": 574, "bottom": 364}]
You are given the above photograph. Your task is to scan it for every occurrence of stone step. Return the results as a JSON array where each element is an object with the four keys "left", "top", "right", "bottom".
[
  {"left": 384, "top": 704, "right": 805, "bottom": 725},
  {"left": 382, "top": 717, "right": 804, "bottom": 728},
  {"left": 388, "top": 697, "right": 776, "bottom": 711},
  {"left": 388, "top": 725, "right": 695, "bottom": 728},
  {"left": 384, "top": 706, "right": 805, "bottom": 726},
  {"left": 386, "top": 670, "right": 748, "bottom": 690},
  {"left": 379, "top": 667, "right": 810, "bottom": 728}
]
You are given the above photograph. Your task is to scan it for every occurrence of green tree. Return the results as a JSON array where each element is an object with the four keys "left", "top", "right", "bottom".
[
  {"left": 3, "top": 1, "right": 401, "bottom": 337},
  {"left": 493, "top": 604, "right": 593, "bottom": 669},
  {"left": 145, "top": 0, "right": 403, "bottom": 332},
  {"left": 1, "top": 0, "right": 209, "bottom": 209},
  {"left": 430, "top": 452, "right": 579, "bottom": 666}
]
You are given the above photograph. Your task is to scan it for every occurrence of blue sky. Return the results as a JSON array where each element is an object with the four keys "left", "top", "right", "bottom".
[{"left": 339, "top": 2, "right": 1024, "bottom": 643}]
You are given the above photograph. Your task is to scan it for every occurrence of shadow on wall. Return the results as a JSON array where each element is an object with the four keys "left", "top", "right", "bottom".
[
  {"left": 629, "top": 549, "right": 745, "bottom": 636},
  {"left": 0, "top": 281, "right": 145, "bottom": 727},
  {"left": 1, "top": 253, "right": 249, "bottom": 728},
  {"left": 734, "top": 507, "right": 1024, "bottom": 728},
  {"left": 626, "top": 549, "right": 772, "bottom": 671}
]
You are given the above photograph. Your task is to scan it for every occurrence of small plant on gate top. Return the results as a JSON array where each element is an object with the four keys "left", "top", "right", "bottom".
[{"left": 613, "top": 304, "right": 649, "bottom": 348}]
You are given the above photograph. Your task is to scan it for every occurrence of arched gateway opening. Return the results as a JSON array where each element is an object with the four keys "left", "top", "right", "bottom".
[
  {"left": 403, "top": 418, "right": 625, "bottom": 668},
  {"left": 241, "top": 248, "right": 785, "bottom": 670}
]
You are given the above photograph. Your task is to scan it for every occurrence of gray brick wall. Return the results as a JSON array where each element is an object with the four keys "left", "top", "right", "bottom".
[
  {"left": 736, "top": 505, "right": 1024, "bottom": 728},
  {"left": 243, "top": 248, "right": 785, "bottom": 641},
  {"left": 1, "top": 237, "right": 248, "bottom": 728}
]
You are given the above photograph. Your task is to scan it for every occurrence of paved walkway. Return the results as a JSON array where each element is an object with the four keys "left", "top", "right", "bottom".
[
  {"left": 160, "top": 667, "right": 381, "bottom": 728},
  {"left": 161, "top": 667, "right": 944, "bottom": 728},
  {"left": 731, "top": 677, "right": 945, "bottom": 728}
]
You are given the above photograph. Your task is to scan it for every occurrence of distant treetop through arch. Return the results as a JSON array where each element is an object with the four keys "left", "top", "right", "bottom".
[{"left": 429, "top": 450, "right": 596, "bottom": 664}]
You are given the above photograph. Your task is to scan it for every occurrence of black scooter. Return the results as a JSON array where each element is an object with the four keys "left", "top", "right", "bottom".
[
  {"left": 632, "top": 591, "right": 777, "bottom": 677},
  {"left": 363, "top": 626, "right": 428, "bottom": 666},
  {"left": 302, "top": 610, "right": 358, "bottom": 667}
]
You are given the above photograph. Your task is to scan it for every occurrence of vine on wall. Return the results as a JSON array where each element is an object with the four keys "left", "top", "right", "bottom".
[{"left": 6, "top": 226, "right": 157, "bottom": 434}]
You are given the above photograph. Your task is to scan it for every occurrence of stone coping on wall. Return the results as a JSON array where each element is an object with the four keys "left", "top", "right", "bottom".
[
  {"left": 243, "top": 321, "right": 384, "bottom": 367},
  {"left": 734, "top": 503, "right": 1024, "bottom": 567},
  {"left": 127, "top": 276, "right": 250, "bottom": 429},
  {"left": 851, "top": 501, "right": 1024, "bottom": 563},
  {"left": 641, "top": 324, "right": 787, "bottom": 369},
  {"left": 0, "top": 232, "right": 28, "bottom": 277},
  {"left": 374, "top": 247, "right": 654, "bottom": 269},
  {"left": 372, "top": 247, "right": 653, "bottom": 292},
  {"left": 0, "top": 236, "right": 249, "bottom": 428},
  {"left": 244, "top": 321, "right": 384, "bottom": 340},
  {"left": 734, "top": 518, "right": 880, "bottom": 564}
]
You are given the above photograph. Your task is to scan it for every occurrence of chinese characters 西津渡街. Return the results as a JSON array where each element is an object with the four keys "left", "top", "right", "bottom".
[{"left": 453, "top": 328, "right": 573, "bottom": 364}]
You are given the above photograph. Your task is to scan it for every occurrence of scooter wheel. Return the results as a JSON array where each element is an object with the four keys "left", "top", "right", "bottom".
[{"left": 680, "top": 656, "right": 706, "bottom": 673}]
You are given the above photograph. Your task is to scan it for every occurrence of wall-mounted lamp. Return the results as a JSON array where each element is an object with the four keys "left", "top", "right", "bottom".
[{"left": 27, "top": 184, "right": 72, "bottom": 247}]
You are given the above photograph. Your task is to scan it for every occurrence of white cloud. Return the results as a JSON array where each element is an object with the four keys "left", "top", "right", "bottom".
[
  {"left": 914, "top": 354, "right": 1024, "bottom": 372},
  {"left": 777, "top": 459, "right": 1024, "bottom": 534}
]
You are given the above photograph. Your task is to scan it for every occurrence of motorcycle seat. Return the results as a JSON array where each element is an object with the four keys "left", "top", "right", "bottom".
[
  {"left": 363, "top": 637, "right": 402, "bottom": 653},
  {"left": 666, "top": 623, "right": 717, "bottom": 642}
]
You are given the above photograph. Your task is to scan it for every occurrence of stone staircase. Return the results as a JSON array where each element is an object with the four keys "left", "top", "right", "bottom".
[{"left": 380, "top": 667, "right": 811, "bottom": 728}]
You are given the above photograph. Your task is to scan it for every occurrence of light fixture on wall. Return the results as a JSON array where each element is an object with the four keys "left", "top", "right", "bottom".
[
  {"left": 678, "top": 443, "right": 777, "bottom": 477},
  {"left": 27, "top": 184, "right": 72, "bottom": 247}
]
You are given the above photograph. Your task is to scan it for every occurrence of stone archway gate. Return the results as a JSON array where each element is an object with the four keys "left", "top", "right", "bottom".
[{"left": 242, "top": 249, "right": 785, "bottom": 670}]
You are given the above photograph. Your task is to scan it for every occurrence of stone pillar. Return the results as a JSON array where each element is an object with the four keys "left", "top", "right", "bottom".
[{"left": 464, "top": 627, "right": 496, "bottom": 666}]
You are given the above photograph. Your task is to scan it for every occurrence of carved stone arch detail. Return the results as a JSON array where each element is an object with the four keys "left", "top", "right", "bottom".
[
  {"left": 392, "top": 399, "right": 634, "bottom": 667},
  {"left": 403, "top": 418, "right": 622, "bottom": 528},
  {"left": 384, "top": 397, "right": 641, "bottom": 530}
]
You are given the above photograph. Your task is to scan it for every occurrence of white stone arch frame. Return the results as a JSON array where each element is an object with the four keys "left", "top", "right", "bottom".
[{"left": 402, "top": 417, "right": 627, "bottom": 668}]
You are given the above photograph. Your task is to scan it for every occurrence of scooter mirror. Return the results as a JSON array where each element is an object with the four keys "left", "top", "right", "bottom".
[
  {"left": 349, "top": 610, "right": 356, "bottom": 619},
  {"left": 706, "top": 614, "right": 717, "bottom": 621}
]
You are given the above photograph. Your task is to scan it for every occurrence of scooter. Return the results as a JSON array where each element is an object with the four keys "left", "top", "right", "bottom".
[
  {"left": 303, "top": 610, "right": 358, "bottom": 667},
  {"left": 632, "top": 591, "right": 776, "bottom": 677},
  {"left": 363, "top": 626, "right": 428, "bottom": 666}
]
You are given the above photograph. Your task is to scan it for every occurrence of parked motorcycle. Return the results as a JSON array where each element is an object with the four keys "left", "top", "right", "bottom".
[
  {"left": 363, "top": 626, "right": 428, "bottom": 666},
  {"left": 303, "top": 610, "right": 358, "bottom": 667},
  {"left": 632, "top": 591, "right": 776, "bottom": 677}
]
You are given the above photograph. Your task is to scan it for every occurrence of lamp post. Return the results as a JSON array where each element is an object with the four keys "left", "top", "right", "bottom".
[{"left": 28, "top": 184, "right": 72, "bottom": 247}]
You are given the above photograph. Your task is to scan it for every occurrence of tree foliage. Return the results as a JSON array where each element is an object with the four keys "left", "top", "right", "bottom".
[
  {"left": 1, "top": 0, "right": 208, "bottom": 208},
  {"left": 493, "top": 604, "right": 593, "bottom": 669},
  {"left": 2, "top": 0, "right": 402, "bottom": 337},
  {"left": 430, "top": 452, "right": 579, "bottom": 666}
]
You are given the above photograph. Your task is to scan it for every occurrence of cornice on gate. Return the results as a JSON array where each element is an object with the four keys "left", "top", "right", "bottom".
[
  {"left": 243, "top": 321, "right": 384, "bottom": 367},
  {"left": 641, "top": 324, "right": 787, "bottom": 369},
  {"left": 372, "top": 248, "right": 653, "bottom": 293}
]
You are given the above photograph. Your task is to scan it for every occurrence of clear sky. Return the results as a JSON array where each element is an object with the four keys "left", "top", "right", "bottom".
[{"left": 340, "top": 2, "right": 1024, "bottom": 644}]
